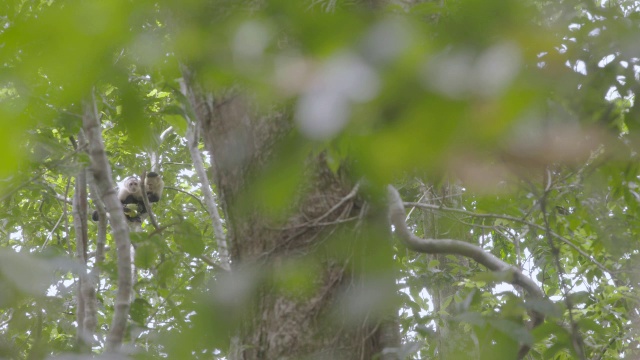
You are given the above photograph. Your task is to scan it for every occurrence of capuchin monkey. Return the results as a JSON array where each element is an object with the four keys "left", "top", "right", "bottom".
[
  {"left": 118, "top": 176, "right": 143, "bottom": 204},
  {"left": 91, "top": 176, "right": 142, "bottom": 222},
  {"left": 91, "top": 173, "right": 164, "bottom": 222},
  {"left": 145, "top": 172, "right": 164, "bottom": 203}
]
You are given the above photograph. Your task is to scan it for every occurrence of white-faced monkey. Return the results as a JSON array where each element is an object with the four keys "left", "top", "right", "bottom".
[{"left": 91, "top": 173, "right": 164, "bottom": 222}]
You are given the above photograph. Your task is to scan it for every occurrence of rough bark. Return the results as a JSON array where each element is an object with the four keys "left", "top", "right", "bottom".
[
  {"left": 183, "top": 69, "right": 399, "bottom": 359},
  {"left": 82, "top": 95, "right": 132, "bottom": 352}
]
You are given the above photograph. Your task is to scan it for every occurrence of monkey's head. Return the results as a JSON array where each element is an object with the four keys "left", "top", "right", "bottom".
[
  {"left": 124, "top": 177, "right": 142, "bottom": 195},
  {"left": 145, "top": 172, "right": 164, "bottom": 192},
  {"left": 145, "top": 172, "right": 164, "bottom": 202}
]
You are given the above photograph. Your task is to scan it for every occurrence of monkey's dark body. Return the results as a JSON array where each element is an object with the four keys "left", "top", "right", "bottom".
[{"left": 120, "top": 194, "right": 140, "bottom": 204}]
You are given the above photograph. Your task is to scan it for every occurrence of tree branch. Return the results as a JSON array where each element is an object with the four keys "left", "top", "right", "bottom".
[
  {"left": 165, "top": 186, "right": 208, "bottom": 212},
  {"left": 82, "top": 94, "right": 132, "bottom": 352},
  {"left": 403, "top": 201, "right": 614, "bottom": 276},
  {"left": 388, "top": 185, "right": 544, "bottom": 359},
  {"left": 139, "top": 171, "right": 160, "bottom": 230},
  {"left": 184, "top": 95, "right": 231, "bottom": 271},
  {"left": 540, "top": 176, "right": 586, "bottom": 359}
]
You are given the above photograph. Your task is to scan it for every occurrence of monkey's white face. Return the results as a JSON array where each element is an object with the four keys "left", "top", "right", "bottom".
[{"left": 125, "top": 178, "right": 141, "bottom": 195}]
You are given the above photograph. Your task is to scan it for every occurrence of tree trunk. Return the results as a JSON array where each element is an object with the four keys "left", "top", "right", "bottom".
[{"left": 183, "top": 71, "right": 399, "bottom": 359}]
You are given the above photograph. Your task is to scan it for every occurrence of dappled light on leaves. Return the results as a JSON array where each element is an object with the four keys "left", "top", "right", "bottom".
[
  {"left": 424, "top": 43, "right": 523, "bottom": 99},
  {"left": 336, "top": 277, "right": 398, "bottom": 324},
  {"left": 505, "top": 122, "right": 605, "bottom": 167},
  {"left": 449, "top": 153, "right": 512, "bottom": 193},
  {"left": 233, "top": 20, "right": 272, "bottom": 62},
  {"left": 3, "top": 0, "right": 640, "bottom": 358},
  {"left": 128, "top": 32, "right": 166, "bottom": 68},
  {"left": 210, "top": 267, "right": 259, "bottom": 309},
  {"left": 362, "top": 18, "right": 413, "bottom": 65}
]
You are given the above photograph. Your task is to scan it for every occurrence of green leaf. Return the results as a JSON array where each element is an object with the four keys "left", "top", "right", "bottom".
[
  {"left": 130, "top": 297, "right": 151, "bottom": 325},
  {"left": 453, "top": 311, "right": 486, "bottom": 327},
  {"left": 532, "top": 321, "right": 569, "bottom": 343},
  {"left": 567, "top": 291, "right": 591, "bottom": 306},
  {"left": 157, "top": 259, "right": 177, "bottom": 286},
  {"left": 470, "top": 270, "right": 514, "bottom": 283},
  {"left": 173, "top": 221, "right": 205, "bottom": 256},
  {"left": 524, "top": 298, "right": 562, "bottom": 318},
  {"left": 163, "top": 114, "right": 188, "bottom": 136},
  {"left": 135, "top": 242, "right": 157, "bottom": 270},
  {"left": 0, "top": 250, "right": 56, "bottom": 296},
  {"left": 191, "top": 272, "right": 206, "bottom": 288},
  {"left": 488, "top": 318, "right": 533, "bottom": 346}
]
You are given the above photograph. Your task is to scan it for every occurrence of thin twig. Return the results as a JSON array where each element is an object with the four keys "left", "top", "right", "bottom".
[
  {"left": 165, "top": 186, "right": 208, "bottom": 212},
  {"left": 185, "top": 121, "right": 230, "bottom": 271},
  {"left": 594, "top": 332, "right": 622, "bottom": 360},
  {"left": 139, "top": 171, "right": 160, "bottom": 230},
  {"left": 148, "top": 221, "right": 182, "bottom": 238},
  {"left": 405, "top": 192, "right": 426, "bottom": 222},
  {"left": 41, "top": 211, "right": 65, "bottom": 250},
  {"left": 540, "top": 174, "right": 586, "bottom": 359},
  {"left": 275, "top": 183, "right": 361, "bottom": 231},
  {"left": 199, "top": 254, "right": 228, "bottom": 272},
  {"left": 314, "top": 182, "right": 360, "bottom": 224}
]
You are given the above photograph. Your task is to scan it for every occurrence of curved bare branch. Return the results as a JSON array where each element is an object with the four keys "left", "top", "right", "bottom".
[
  {"left": 403, "top": 201, "right": 613, "bottom": 276},
  {"left": 387, "top": 185, "right": 544, "bottom": 359}
]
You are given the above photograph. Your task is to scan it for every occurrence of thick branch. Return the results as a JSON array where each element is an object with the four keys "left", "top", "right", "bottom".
[
  {"left": 388, "top": 185, "right": 544, "bottom": 358},
  {"left": 390, "top": 186, "right": 543, "bottom": 298},
  {"left": 404, "top": 201, "right": 613, "bottom": 276},
  {"left": 82, "top": 95, "right": 132, "bottom": 352}
]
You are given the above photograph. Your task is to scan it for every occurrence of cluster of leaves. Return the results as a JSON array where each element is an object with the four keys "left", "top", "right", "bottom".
[
  {"left": 1, "top": 0, "right": 640, "bottom": 359},
  {"left": 0, "top": 66, "right": 225, "bottom": 358}
]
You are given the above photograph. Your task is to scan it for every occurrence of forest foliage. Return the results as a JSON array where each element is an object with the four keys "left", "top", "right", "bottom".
[{"left": 1, "top": 0, "right": 640, "bottom": 359}]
